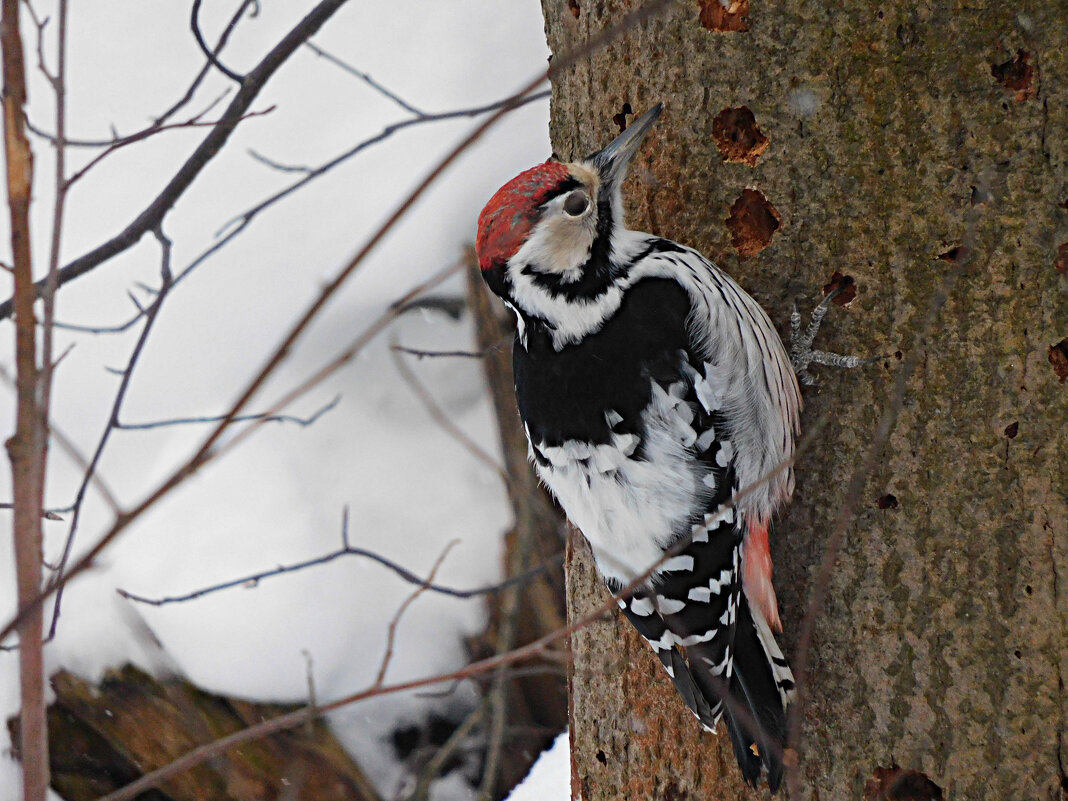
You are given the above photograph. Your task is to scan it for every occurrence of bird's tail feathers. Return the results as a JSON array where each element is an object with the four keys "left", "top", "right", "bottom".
[{"left": 718, "top": 596, "right": 794, "bottom": 792}]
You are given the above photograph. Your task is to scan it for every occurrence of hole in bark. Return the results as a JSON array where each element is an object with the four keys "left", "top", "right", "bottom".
[
  {"left": 894, "top": 350, "right": 903, "bottom": 360},
  {"left": 896, "top": 23, "right": 917, "bottom": 48},
  {"left": 1014, "top": 649, "right": 1022, "bottom": 658},
  {"left": 823, "top": 271, "right": 857, "bottom": 306},
  {"left": 1056, "top": 242, "right": 1068, "bottom": 275},
  {"left": 1004, "top": 421, "right": 1019, "bottom": 439},
  {"left": 661, "top": 782, "right": 689, "bottom": 801},
  {"left": 596, "top": 749, "right": 607, "bottom": 764},
  {"left": 1025, "top": 584, "right": 1033, "bottom": 595},
  {"left": 725, "top": 188, "right": 781, "bottom": 258},
  {"left": 970, "top": 184, "right": 993, "bottom": 205},
  {"left": 568, "top": 0, "right": 580, "bottom": 18},
  {"left": 711, "top": 106, "right": 769, "bottom": 166},
  {"left": 876, "top": 493, "right": 899, "bottom": 510},
  {"left": 991, "top": 49, "right": 1035, "bottom": 102},
  {"left": 864, "top": 764, "right": 944, "bottom": 801},
  {"left": 697, "top": 0, "right": 749, "bottom": 32},
  {"left": 1048, "top": 338, "right": 1068, "bottom": 384},
  {"left": 936, "top": 245, "right": 969, "bottom": 262},
  {"left": 612, "top": 102, "right": 634, "bottom": 134}
]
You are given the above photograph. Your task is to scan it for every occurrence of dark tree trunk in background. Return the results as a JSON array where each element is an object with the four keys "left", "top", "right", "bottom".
[{"left": 541, "top": 1, "right": 1068, "bottom": 798}]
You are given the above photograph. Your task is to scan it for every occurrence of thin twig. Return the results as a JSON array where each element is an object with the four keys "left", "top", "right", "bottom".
[
  {"left": 406, "top": 701, "right": 488, "bottom": 801},
  {"left": 38, "top": 0, "right": 67, "bottom": 552},
  {"left": 51, "top": 89, "right": 550, "bottom": 337},
  {"left": 115, "top": 394, "right": 339, "bottom": 430},
  {"left": 0, "top": 0, "right": 351, "bottom": 321},
  {"left": 0, "top": 362, "right": 121, "bottom": 512},
  {"left": 391, "top": 345, "right": 488, "bottom": 359},
  {"left": 221, "top": 89, "right": 551, "bottom": 237},
  {"left": 301, "top": 649, "right": 317, "bottom": 738},
  {"left": 24, "top": 0, "right": 256, "bottom": 148},
  {"left": 247, "top": 148, "right": 313, "bottom": 174},
  {"left": 0, "top": 503, "right": 61, "bottom": 521},
  {"left": 45, "top": 226, "right": 173, "bottom": 641},
  {"left": 63, "top": 105, "right": 275, "bottom": 188},
  {"left": 157, "top": 0, "right": 255, "bottom": 123},
  {"left": 373, "top": 540, "right": 458, "bottom": 688},
  {"left": 304, "top": 40, "right": 426, "bottom": 116},
  {"left": 190, "top": 0, "right": 245, "bottom": 83},
  {"left": 389, "top": 336, "right": 508, "bottom": 483},
  {"left": 116, "top": 506, "right": 563, "bottom": 606}
]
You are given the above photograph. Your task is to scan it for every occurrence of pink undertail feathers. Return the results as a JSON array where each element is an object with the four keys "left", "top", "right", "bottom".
[{"left": 743, "top": 518, "right": 781, "bottom": 632}]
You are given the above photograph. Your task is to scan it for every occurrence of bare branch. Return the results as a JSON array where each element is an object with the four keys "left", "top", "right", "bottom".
[
  {"left": 304, "top": 40, "right": 426, "bottom": 116},
  {"left": 24, "top": 0, "right": 257, "bottom": 149},
  {"left": 390, "top": 343, "right": 489, "bottom": 358},
  {"left": 190, "top": 0, "right": 245, "bottom": 83},
  {"left": 228, "top": 89, "right": 550, "bottom": 236},
  {"left": 247, "top": 147, "right": 313, "bottom": 174},
  {"left": 156, "top": 0, "right": 256, "bottom": 124},
  {"left": 373, "top": 540, "right": 458, "bottom": 688},
  {"left": 0, "top": 0, "right": 351, "bottom": 322},
  {"left": 2, "top": 0, "right": 50, "bottom": 793},
  {"left": 50, "top": 88, "right": 549, "bottom": 337},
  {"left": 45, "top": 226, "right": 173, "bottom": 641},
  {"left": 0, "top": 361, "right": 121, "bottom": 512},
  {"left": 115, "top": 394, "right": 339, "bottom": 431},
  {"left": 116, "top": 506, "right": 564, "bottom": 606},
  {"left": 0, "top": 503, "right": 62, "bottom": 521},
  {"left": 63, "top": 105, "right": 275, "bottom": 188},
  {"left": 390, "top": 336, "right": 507, "bottom": 482},
  {"left": 23, "top": 2, "right": 55, "bottom": 84}
]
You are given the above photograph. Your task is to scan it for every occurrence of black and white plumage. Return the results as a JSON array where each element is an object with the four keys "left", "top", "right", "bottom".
[{"left": 476, "top": 104, "right": 799, "bottom": 790}]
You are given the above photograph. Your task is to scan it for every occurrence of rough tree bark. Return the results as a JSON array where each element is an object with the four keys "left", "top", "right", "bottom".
[{"left": 541, "top": 1, "right": 1068, "bottom": 799}]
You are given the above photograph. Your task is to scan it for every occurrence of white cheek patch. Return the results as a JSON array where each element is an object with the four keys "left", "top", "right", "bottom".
[{"left": 514, "top": 200, "right": 597, "bottom": 277}]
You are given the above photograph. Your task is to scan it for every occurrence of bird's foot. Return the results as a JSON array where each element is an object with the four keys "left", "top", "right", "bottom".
[{"left": 789, "top": 281, "right": 878, "bottom": 387}]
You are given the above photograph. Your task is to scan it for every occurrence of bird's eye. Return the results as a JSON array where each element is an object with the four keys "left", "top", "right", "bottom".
[{"left": 563, "top": 190, "right": 590, "bottom": 217}]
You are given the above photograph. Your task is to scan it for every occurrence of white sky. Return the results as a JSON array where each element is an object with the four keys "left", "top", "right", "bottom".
[{"left": 0, "top": 2, "right": 552, "bottom": 798}]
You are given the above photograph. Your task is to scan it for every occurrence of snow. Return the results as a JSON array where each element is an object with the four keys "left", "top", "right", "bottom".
[
  {"left": 505, "top": 731, "right": 572, "bottom": 801},
  {"left": 0, "top": 1, "right": 551, "bottom": 798}
]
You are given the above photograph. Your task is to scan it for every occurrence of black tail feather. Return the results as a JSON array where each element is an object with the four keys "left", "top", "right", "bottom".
[
  {"left": 723, "top": 599, "right": 789, "bottom": 791},
  {"left": 609, "top": 570, "right": 794, "bottom": 791}
]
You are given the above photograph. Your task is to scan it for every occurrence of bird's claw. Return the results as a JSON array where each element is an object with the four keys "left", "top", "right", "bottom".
[{"left": 789, "top": 287, "right": 875, "bottom": 386}]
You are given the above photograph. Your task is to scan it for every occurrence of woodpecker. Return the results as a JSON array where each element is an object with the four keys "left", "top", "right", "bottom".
[{"left": 476, "top": 104, "right": 805, "bottom": 790}]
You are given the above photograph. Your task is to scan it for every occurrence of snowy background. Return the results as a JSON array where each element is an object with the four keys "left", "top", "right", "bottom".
[{"left": 0, "top": 1, "right": 560, "bottom": 798}]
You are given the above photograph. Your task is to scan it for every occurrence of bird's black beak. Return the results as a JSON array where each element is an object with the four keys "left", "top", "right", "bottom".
[{"left": 587, "top": 103, "right": 663, "bottom": 189}]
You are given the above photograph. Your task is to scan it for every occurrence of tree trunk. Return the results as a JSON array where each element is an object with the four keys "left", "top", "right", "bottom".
[{"left": 542, "top": 1, "right": 1068, "bottom": 798}]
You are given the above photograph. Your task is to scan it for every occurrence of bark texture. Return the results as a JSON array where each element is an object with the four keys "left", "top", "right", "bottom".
[{"left": 542, "top": 1, "right": 1068, "bottom": 798}]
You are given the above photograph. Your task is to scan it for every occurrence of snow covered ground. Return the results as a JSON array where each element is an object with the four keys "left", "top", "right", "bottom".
[
  {"left": 0, "top": 2, "right": 551, "bottom": 798},
  {"left": 504, "top": 732, "right": 570, "bottom": 801}
]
